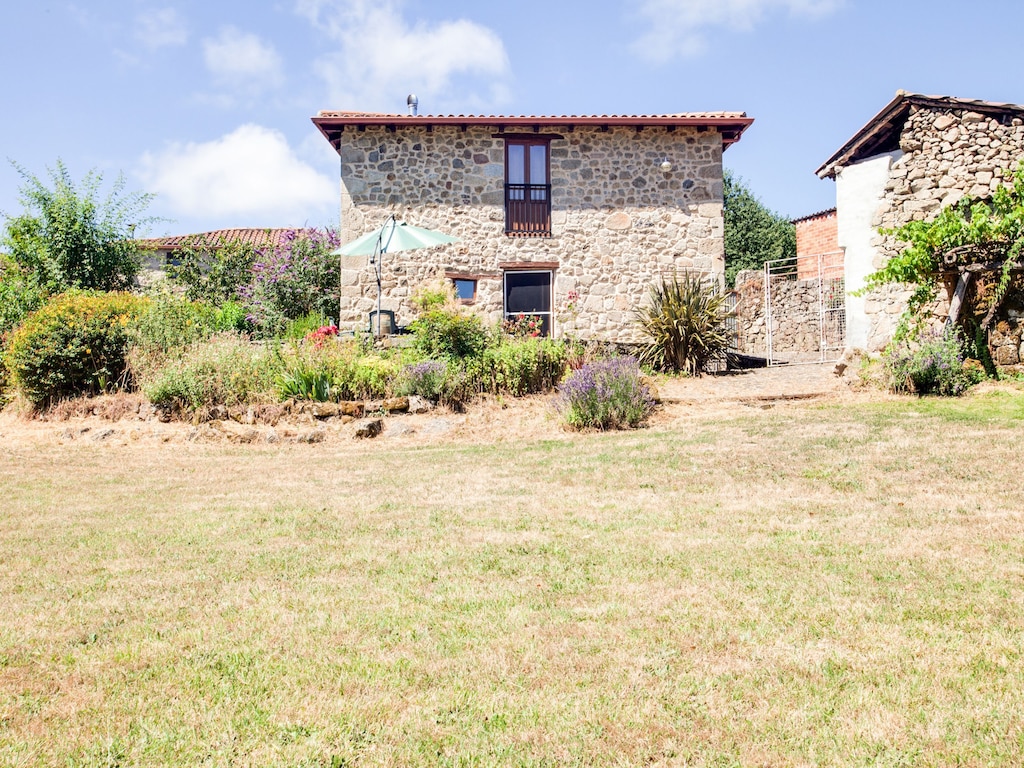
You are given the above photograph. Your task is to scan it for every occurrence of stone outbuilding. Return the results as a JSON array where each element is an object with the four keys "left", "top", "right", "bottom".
[
  {"left": 311, "top": 110, "right": 753, "bottom": 341},
  {"left": 817, "top": 91, "right": 1024, "bottom": 353}
]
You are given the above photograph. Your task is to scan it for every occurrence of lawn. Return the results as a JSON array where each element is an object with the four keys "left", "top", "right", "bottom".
[{"left": 2, "top": 388, "right": 1024, "bottom": 766}]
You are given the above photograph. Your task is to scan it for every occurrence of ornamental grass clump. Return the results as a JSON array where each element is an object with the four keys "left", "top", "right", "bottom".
[
  {"left": 883, "top": 328, "right": 986, "bottom": 396},
  {"left": 557, "top": 356, "right": 654, "bottom": 430}
]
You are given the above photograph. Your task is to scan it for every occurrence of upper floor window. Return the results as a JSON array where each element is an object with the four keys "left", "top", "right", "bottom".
[{"left": 505, "top": 139, "right": 551, "bottom": 237}]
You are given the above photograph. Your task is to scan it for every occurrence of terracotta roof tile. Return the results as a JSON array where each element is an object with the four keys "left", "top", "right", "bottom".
[{"left": 137, "top": 227, "right": 318, "bottom": 250}]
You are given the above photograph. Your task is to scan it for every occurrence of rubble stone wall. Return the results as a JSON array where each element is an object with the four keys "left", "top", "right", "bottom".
[
  {"left": 856, "top": 105, "right": 1024, "bottom": 353},
  {"left": 336, "top": 124, "right": 726, "bottom": 342},
  {"left": 733, "top": 269, "right": 845, "bottom": 361}
]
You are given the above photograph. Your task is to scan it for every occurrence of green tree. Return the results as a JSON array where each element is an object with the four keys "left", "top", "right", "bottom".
[
  {"left": 1, "top": 159, "right": 156, "bottom": 293},
  {"left": 723, "top": 170, "right": 796, "bottom": 286}
]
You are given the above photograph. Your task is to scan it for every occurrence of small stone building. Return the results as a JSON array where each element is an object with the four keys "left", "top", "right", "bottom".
[
  {"left": 311, "top": 111, "right": 753, "bottom": 341},
  {"left": 817, "top": 92, "right": 1024, "bottom": 354}
]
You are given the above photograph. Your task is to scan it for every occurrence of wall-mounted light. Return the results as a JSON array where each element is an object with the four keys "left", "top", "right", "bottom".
[{"left": 660, "top": 159, "right": 673, "bottom": 173}]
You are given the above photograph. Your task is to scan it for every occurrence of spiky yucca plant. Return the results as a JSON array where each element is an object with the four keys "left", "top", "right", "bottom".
[{"left": 635, "top": 273, "right": 733, "bottom": 375}]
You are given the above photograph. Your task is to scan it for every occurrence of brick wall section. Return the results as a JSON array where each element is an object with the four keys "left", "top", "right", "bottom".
[
  {"left": 337, "top": 125, "right": 726, "bottom": 342},
  {"left": 794, "top": 210, "right": 841, "bottom": 280}
]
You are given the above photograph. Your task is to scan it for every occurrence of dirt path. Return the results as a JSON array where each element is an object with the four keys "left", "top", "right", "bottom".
[{"left": 658, "top": 362, "right": 848, "bottom": 404}]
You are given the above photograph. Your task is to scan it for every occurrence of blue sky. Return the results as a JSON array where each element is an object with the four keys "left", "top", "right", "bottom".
[{"left": 3, "top": 0, "right": 1024, "bottom": 238}]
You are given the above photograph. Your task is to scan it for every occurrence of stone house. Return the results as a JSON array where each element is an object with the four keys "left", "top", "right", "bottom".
[
  {"left": 311, "top": 110, "right": 753, "bottom": 341},
  {"left": 817, "top": 91, "right": 1024, "bottom": 357}
]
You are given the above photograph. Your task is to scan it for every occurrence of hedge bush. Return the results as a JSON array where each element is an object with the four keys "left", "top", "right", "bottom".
[{"left": 5, "top": 291, "right": 148, "bottom": 407}]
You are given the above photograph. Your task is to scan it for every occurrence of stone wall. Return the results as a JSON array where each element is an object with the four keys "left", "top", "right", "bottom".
[
  {"left": 337, "top": 125, "right": 726, "bottom": 342},
  {"left": 855, "top": 105, "right": 1024, "bottom": 352},
  {"left": 733, "top": 269, "right": 845, "bottom": 361}
]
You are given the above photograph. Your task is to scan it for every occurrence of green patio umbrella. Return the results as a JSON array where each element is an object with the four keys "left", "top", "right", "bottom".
[{"left": 333, "top": 215, "right": 459, "bottom": 335}]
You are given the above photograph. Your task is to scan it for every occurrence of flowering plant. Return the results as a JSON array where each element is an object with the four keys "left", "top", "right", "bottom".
[
  {"left": 304, "top": 324, "right": 339, "bottom": 349},
  {"left": 399, "top": 360, "right": 448, "bottom": 399},
  {"left": 233, "top": 228, "right": 342, "bottom": 337},
  {"left": 883, "top": 328, "right": 985, "bottom": 396},
  {"left": 502, "top": 313, "right": 543, "bottom": 338},
  {"left": 557, "top": 356, "right": 654, "bottom": 430}
]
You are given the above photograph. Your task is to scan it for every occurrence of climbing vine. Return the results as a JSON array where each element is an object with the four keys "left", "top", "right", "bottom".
[{"left": 862, "top": 164, "right": 1024, "bottom": 336}]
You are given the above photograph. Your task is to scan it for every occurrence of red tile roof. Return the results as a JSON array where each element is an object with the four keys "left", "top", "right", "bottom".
[
  {"left": 137, "top": 228, "right": 318, "bottom": 250},
  {"left": 312, "top": 111, "right": 753, "bottom": 152}
]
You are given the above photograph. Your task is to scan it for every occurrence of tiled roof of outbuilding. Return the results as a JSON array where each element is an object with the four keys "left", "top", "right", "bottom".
[{"left": 137, "top": 228, "right": 317, "bottom": 250}]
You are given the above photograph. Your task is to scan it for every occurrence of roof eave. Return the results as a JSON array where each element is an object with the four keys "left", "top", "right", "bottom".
[
  {"left": 311, "top": 114, "right": 754, "bottom": 154},
  {"left": 817, "top": 92, "right": 1024, "bottom": 179}
]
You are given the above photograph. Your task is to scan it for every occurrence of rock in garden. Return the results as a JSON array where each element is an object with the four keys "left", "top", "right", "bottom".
[
  {"left": 297, "top": 428, "right": 327, "bottom": 444},
  {"left": 355, "top": 419, "right": 383, "bottom": 439},
  {"left": 407, "top": 395, "right": 433, "bottom": 414},
  {"left": 382, "top": 396, "right": 410, "bottom": 413}
]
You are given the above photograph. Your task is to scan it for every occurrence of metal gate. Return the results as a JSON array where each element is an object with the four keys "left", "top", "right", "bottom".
[{"left": 763, "top": 251, "right": 846, "bottom": 365}]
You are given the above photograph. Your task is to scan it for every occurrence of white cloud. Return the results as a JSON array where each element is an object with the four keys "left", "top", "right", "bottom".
[
  {"left": 135, "top": 7, "right": 189, "bottom": 49},
  {"left": 295, "top": 0, "right": 511, "bottom": 113},
  {"left": 202, "top": 27, "right": 285, "bottom": 90},
  {"left": 137, "top": 125, "right": 337, "bottom": 225},
  {"left": 632, "top": 0, "right": 843, "bottom": 62}
]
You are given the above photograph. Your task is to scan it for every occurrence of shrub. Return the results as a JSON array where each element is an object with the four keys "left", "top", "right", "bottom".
[
  {"left": 0, "top": 257, "right": 46, "bottom": 340},
  {"left": 3, "top": 159, "right": 154, "bottom": 293},
  {"left": 6, "top": 292, "right": 148, "bottom": 407},
  {"left": 473, "top": 337, "right": 568, "bottom": 396},
  {"left": 636, "top": 273, "right": 732, "bottom": 375},
  {"left": 883, "top": 328, "right": 986, "bottom": 396},
  {"left": 166, "top": 236, "right": 258, "bottom": 305},
  {"left": 397, "top": 360, "right": 448, "bottom": 399},
  {"left": 557, "top": 357, "right": 654, "bottom": 430},
  {"left": 284, "top": 311, "right": 332, "bottom": 341},
  {"left": 131, "top": 293, "right": 219, "bottom": 356},
  {"left": 215, "top": 300, "right": 250, "bottom": 332},
  {"left": 140, "top": 334, "right": 277, "bottom": 410},
  {"left": 238, "top": 229, "right": 341, "bottom": 336},
  {"left": 411, "top": 307, "right": 489, "bottom": 360}
]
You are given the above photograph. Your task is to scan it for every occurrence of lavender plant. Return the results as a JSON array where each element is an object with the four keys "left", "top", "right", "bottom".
[
  {"left": 883, "top": 328, "right": 985, "bottom": 396},
  {"left": 399, "top": 360, "right": 448, "bottom": 399},
  {"left": 557, "top": 356, "right": 654, "bottom": 430}
]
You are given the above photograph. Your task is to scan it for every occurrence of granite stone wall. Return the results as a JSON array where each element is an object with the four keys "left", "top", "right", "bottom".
[
  {"left": 733, "top": 269, "right": 846, "bottom": 362},
  {"left": 336, "top": 125, "right": 726, "bottom": 342},
  {"left": 860, "top": 105, "right": 1024, "bottom": 354}
]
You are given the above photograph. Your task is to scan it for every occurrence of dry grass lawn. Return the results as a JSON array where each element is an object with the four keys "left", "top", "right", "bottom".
[{"left": 2, "top": 384, "right": 1024, "bottom": 766}]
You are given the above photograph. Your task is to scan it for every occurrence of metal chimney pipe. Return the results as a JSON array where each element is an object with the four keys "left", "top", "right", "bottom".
[{"left": 407, "top": 94, "right": 418, "bottom": 116}]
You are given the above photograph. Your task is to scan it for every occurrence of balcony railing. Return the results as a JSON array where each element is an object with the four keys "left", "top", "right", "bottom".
[{"left": 505, "top": 183, "right": 551, "bottom": 236}]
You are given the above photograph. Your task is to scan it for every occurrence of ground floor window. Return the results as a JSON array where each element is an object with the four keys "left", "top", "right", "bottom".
[
  {"left": 503, "top": 270, "right": 552, "bottom": 336},
  {"left": 452, "top": 278, "right": 477, "bottom": 302}
]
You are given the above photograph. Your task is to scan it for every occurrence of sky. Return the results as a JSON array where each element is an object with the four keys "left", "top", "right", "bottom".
[{"left": 3, "top": 0, "right": 1024, "bottom": 238}]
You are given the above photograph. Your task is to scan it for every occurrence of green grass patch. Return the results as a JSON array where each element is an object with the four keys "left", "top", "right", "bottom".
[{"left": 2, "top": 397, "right": 1024, "bottom": 765}]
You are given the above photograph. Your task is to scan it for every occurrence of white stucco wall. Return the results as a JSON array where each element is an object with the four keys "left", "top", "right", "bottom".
[{"left": 835, "top": 151, "right": 902, "bottom": 349}]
